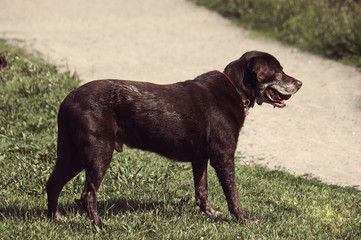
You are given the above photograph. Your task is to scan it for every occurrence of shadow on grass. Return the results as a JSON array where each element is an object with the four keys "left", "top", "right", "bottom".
[
  {"left": 0, "top": 197, "right": 232, "bottom": 225},
  {"left": 97, "top": 197, "right": 233, "bottom": 224},
  {"left": 98, "top": 197, "right": 167, "bottom": 214},
  {"left": 0, "top": 205, "right": 46, "bottom": 221}
]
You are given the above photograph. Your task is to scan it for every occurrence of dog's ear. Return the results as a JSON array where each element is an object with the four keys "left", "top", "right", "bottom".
[{"left": 248, "top": 58, "right": 274, "bottom": 82}]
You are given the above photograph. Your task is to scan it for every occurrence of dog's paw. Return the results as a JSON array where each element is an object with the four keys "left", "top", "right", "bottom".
[
  {"left": 52, "top": 212, "right": 69, "bottom": 222},
  {"left": 243, "top": 218, "right": 261, "bottom": 225},
  {"left": 205, "top": 208, "right": 223, "bottom": 217},
  {"left": 249, "top": 218, "right": 261, "bottom": 225},
  {"left": 54, "top": 212, "right": 62, "bottom": 221}
]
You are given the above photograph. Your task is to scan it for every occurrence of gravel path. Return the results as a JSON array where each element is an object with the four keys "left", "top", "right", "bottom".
[{"left": 1, "top": 0, "right": 360, "bottom": 188}]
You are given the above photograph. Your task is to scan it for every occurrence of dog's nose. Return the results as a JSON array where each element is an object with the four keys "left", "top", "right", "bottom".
[{"left": 295, "top": 80, "right": 302, "bottom": 89}]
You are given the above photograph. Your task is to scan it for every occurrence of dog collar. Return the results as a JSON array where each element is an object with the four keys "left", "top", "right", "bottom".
[{"left": 220, "top": 71, "right": 250, "bottom": 116}]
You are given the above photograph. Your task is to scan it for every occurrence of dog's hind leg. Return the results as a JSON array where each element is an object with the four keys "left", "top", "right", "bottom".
[
  {"left": 46, "top": 162, "right": 83, "bottom": 220},
  {"left": 79, "top": 143, "right": 113, "bottom": 228},
  {"left": 46, "top": 130, "right": 84, "bottom": 221}
]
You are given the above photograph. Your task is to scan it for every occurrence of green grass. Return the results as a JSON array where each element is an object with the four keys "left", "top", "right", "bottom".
[
  {"left": 0, "top": 40, "right": 360, "bottom": 239},
  {"left": 192, "top": 0, "right": 361, "bottom": 68}
]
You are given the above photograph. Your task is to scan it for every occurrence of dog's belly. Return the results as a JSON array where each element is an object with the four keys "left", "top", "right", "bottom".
[{"left": 115, "top": 119, "right": 207, "bottom": 162}]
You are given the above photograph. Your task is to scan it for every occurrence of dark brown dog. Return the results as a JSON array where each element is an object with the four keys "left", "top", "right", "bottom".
[{"left": 46, "top": 51, "right": 302, "bottom": 227}]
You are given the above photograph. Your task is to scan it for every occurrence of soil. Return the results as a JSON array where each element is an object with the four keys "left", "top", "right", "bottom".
[{"left": 1, "top": 0, "right": 360, "bottom": 189}]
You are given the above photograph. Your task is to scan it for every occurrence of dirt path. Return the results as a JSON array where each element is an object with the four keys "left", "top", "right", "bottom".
[{"left": 1, "top": 0, "right": 360, "bottom": 189}]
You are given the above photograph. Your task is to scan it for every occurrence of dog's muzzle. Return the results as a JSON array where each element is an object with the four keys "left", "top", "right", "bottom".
[{"left": 257, "top": 79, "right": 302, "bottom": 108}]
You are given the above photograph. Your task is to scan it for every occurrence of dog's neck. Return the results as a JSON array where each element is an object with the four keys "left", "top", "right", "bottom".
[
  {"left": 220, "top": 71, "right": 250, "bottom": 116},
  {"left": 223, "top": 59, "right": 257, "bottom": 108}
]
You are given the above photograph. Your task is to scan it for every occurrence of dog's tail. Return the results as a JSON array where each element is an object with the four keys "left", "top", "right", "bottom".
[{"left": 56, "top": 103, "right": 73, "bottom": 166}]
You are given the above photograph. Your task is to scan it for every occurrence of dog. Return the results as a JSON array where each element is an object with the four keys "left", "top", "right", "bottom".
[{"left": 46, "top": 51, "right": 302, "bottom": 227}]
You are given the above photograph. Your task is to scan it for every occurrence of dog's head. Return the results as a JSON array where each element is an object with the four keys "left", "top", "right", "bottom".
[{"left": 225, "top": 51, "right": 302, "bottom": 108}]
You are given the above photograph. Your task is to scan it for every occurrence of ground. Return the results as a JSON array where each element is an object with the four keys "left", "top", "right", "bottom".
[{"left": 1, "top": 0, "right": 360, "bottom": 188}]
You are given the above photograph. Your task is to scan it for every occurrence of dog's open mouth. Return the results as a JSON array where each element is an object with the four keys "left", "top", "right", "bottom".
[{"left": 265, "top": 88, "right": 292, "bottom": 108}]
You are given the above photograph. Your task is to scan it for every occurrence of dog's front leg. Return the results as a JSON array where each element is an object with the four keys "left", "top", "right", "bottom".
[
  {"left": 210, "top": 155, "right": 256, "bottom": 223},
  {"left": 192, "top": 159, "right": 221, "bottom": 216}
]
